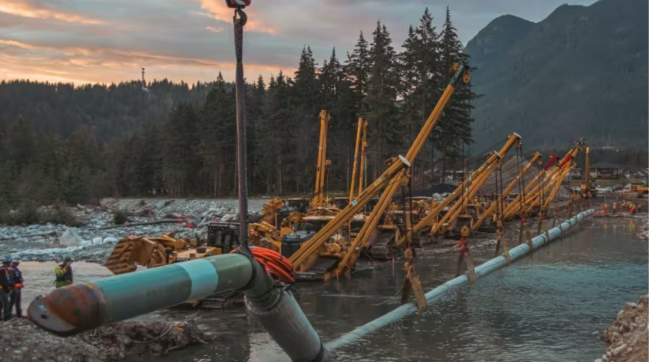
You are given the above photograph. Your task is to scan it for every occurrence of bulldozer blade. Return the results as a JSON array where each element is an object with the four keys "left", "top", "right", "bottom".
[{"left": 105, "top": 239, "right": 137, "bottom": 275}]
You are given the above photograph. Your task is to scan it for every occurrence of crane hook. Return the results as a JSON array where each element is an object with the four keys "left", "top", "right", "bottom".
[{"left": 234, "top": 7, "right": 247, "bottom": 27}]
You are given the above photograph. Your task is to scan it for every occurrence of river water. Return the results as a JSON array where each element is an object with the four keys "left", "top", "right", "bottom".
[{"left": 21, "top": 216, "right": 648, "bottom": 362}]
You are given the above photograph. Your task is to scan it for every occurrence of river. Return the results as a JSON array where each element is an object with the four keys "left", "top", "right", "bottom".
[{"left": 20, "top": 216, "right": 648, "bottom": 362}]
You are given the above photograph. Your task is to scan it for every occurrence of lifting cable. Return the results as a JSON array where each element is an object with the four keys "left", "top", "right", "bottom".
[{"left": 231, "top": 247, "right": 295, "bottom": 284}]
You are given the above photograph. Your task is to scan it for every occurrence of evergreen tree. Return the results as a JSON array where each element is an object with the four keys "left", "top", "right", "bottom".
[
  {"left": 438, "top": 6, "right": 479, "bottom": 170},
  {"left": 365, "top": 22, "right": 402, "bottom": 177},
  {"left": 346, "top": 32, "right": 372, "bottom": 118}
]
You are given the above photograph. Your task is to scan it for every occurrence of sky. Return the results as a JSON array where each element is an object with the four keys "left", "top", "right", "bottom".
[{"left": 0, "top": 0, "right": 599, "bottom": 85}]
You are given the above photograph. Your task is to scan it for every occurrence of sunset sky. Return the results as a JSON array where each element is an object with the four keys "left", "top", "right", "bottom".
[{"left": 0, "top": 0, "right": 597, "bottom": 85}]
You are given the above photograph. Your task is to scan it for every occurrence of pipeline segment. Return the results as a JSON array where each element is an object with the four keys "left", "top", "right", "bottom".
[
  {"left": 28, "top": 252, "right": 329, "bottom": 362},
  {"left": 326, "top": 209, "right": 595, "bottom": 351}
]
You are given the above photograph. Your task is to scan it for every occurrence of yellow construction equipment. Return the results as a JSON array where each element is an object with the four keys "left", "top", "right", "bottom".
[
  {"left": 105, "top": 232, "right": 219, "bottom": 275},
  {"left": 580, "top": 146, "right": 596, "bottom": 198},
  {"left": 106, "top": 226, "right": 245, "bottom": 309},
  {"left": 285, "top": 63, "right": 471, "bottom": 280},
  {"left": 428, "top": 133, "right": 522, "bottom": 238},
  {"left": 313, "top": 110, "right": 331, "bottom": 209},
  {"left": 630, "top": 184, "right": 649, "bottom": 198},
  {"left": 350, "top": 118, "right": 368, "bottom": 202},
  {"left": 472, "top": 152, "right": 542, "bottom": 232},
  {"left": 280, "top": 63, "right": 470, "bottom": 280}
]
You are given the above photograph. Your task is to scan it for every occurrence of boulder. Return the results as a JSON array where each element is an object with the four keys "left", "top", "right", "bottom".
[
  {"left": 103, "top": 236, "right": 118, "bottom": 244},
  {"left": 92, "top": 237, "right": 103, "bottom": 246},
  {"left": 59, "top": 228, "right": 83, "bottom": 247}
]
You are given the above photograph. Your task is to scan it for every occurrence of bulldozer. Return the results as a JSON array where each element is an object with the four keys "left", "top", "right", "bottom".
[{"left": 104, "top": 230, "right": 243, "bottom": 309}]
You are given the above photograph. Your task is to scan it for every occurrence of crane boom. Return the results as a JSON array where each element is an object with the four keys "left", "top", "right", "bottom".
[
  {"left": 332, "top": 64, "right": 472, "bottom": 275},
  {"left": 313, "top": 110, "right": 330, "bottom": 207},
  {"left": 349, "top": 118, "right": 364, "bottom": 202},
  {"left": 472, "top": 152, "right": 542, "bottom": 232},
  {"left": 289, "top": 63, "right": 470, "bottom": 272}
]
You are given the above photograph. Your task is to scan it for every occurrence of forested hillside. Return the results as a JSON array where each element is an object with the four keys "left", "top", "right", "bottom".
[
  {"left": 464, "top": 0, "right": 649, "bottom": 150},
  {"left": 0, "top": 8, "right": 477, "bottom": 207}
]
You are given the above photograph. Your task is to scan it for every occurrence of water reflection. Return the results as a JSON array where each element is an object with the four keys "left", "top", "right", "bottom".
[{"left": 131, "top": 218, "right": 648, "bottom": 362}]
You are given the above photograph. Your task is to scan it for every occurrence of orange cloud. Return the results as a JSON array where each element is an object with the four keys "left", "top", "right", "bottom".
[
  {"left": 197, "top": 0, "right": 278, "bottom": 35},
  {"left": 206, "top": 26, "right": 224, "bottom": 33},
  {"left": 0, "top": 1, "right": 103, "bottom": 24},
  {"left": 0, "top": 38, "right": 296, "bottom": 85}
]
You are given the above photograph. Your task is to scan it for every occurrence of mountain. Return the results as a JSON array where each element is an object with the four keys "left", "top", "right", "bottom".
[{"left": 464, "top": 0, "right": 649, "bottom": 152}]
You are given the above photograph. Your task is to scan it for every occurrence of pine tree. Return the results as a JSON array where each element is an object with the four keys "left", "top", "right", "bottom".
[
  {"left": 198, "top": 73, "right": 232, "bottom": 196},
  {"left": 291, "top": 47, "right": 320, "bottom": 193},
  {"left": 365, "top": 22, "right": 402, "bottom": 177},
  {"left": 401, "top": 8, "right": 443, "bottom": 188},
  {"left": 346, "top": 32, "right": 372, "bottom": 118}
]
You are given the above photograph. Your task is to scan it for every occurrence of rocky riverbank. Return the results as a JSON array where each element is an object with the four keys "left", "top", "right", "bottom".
[
  {"left": 0, "top": 198, "right": 267, "bottom": 264},
  {"left": 598, "top": 295, "right": 649, "bottom": 362},
  {"left": 0, "top": 318, "right": 213, "bottom": 362}
]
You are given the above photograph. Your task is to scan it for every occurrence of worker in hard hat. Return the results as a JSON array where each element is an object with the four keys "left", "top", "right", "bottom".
[
  {"left": 612, "top": 203, "right": 617, "bottom": 215},
  {"left": 9, "top": 257, "right": 23, "bottom": 318},
  {"left": 0, "top": 256, "right": 14, "bottom": 321},
  {"left": 54, "top": 256, "right": 74, "bottom": 288}
]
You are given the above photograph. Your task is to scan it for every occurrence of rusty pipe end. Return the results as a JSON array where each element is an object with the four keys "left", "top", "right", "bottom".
[{"left": 28, "top": 283, "right": 105, "bottom": 337}]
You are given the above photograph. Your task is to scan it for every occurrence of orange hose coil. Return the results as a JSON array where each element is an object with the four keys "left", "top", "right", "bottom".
[{"left": 231, "top": 247, "right": 295, "bottom": 284}]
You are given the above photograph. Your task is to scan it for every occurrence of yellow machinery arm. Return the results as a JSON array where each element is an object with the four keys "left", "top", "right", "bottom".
[
  {"left": 349, "top": 118, "right": 364, "bottom": 203},
  {"left": 289, "top": 155, "right": 411, "bottom": 267},
  {"left": 249, "top": 222, "right": 283, "bottom": 251},
  {"left": 333, "top": 64, "right": 472, "bottom": 276},
  {"left": 541, "top": 162, "right": 576, "bottom": 212},
  {"left": 503, "top": 139, "right": 584, "bottom": 220},
  {"left": 428, "top": 134, "right": 523, "bottom": 237},
  {"left": 290, "top": 63, "right": 471, "bottom": 273},
  {"left": 359, "top": 120, "right": 368, "bottom": 195},
  {"left": 313, "top": 110, "right": 331, "bottom": 208},
  {"left": 425, "top": 133, "right": 521, "bottom": 237},
  {"left": 472, "top": 152, "right": 542, "bottom": 232},
  {"left": 521, "top": 145, "right": 582, "bottom": 215}
]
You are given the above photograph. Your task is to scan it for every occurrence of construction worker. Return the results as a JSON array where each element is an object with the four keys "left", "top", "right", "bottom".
[
  {"left": 9, "top": 258, "right": 23, "bottom": 318},
  {"left": 0, "top": 256, "right": 13, "bottom": 321},
  {"left": 54, "top": 256, "right": 74, "bottom": 288},
  {"left": 612, "top": 203, "right": 617, "bottom": 215}
]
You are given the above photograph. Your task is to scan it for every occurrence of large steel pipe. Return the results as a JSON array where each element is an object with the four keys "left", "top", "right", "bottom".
[
  {"left": 28, "top": 252, "right": 329, "bottom": 362},
  {"left": 326, "top": 209, "right": 595, "bottom": 350}
]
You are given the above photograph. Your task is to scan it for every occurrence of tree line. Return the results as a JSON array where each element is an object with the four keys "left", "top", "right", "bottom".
[{"left": 0, "top": 8, "right": 479, "bottom": 207}]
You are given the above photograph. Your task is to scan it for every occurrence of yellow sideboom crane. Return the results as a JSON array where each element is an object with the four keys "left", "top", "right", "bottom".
[
  {"left": 520, "top": 140, "right": 584, "bottom": 216},
  {"left": 287, "top": 63, "right": 471, "bottom": 278},
  {"left": 313, "top": 110, "right": 331, "bottom": 208},
  {"left": 349, "top": 118, "right": 367, "bottom": 202},
  {"left": 429, "top": 133, "right": 522, "bottom": 237},
  {"left": 395, "top": 134, "right": 520, "bottom": 246},
  {"left": 503, "top": 139, "right": 584, "bottom": 220},
  {"left": 471, "top": 152, "right": 543, "bottom": 232}
]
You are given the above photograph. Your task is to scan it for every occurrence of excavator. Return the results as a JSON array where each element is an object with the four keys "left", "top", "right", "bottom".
[{"left": 280, "top": 63, "right": 472, "bottom": 280}]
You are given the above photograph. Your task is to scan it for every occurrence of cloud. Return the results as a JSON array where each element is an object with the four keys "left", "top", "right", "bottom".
[
  {"left": 196, "top": 0, "right": 278, "bottom": 35},
  {"left": 206, "top": 26, "right": 223, "bottom": 33},
  {"left": 0, "top": 37, "right": 296, "bottom": 84},
  {"left": 0, "top": 0, "right": 599, "bottom": 85},
  {"left": 0, "top": 0, "right": 103, "bottom": 24}
]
